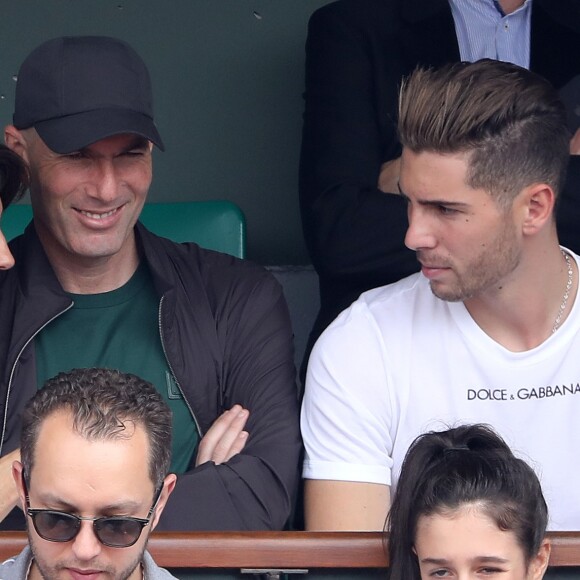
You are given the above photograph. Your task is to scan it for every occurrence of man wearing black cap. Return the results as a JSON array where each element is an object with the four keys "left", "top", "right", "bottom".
[{"left": 0, "top": 36, "right": 300, "bottom": 531}]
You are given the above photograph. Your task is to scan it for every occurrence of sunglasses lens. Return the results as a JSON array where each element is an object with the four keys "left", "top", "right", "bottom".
[
  {"left": 33, "top": 511, "right": 79, "bottom": 542},
  {"left": 95, "top": 518, "right": 143, "bottom": 547}
]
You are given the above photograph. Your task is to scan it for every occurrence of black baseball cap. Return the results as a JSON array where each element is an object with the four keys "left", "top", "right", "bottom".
[{"left": 13, "top": 36, "right": 165, "bottom": 153}]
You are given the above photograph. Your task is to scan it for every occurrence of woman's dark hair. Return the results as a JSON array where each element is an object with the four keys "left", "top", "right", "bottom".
[
  {"left": 387, "top": 424, "right": 548, "bottom": 580},
  {"left": 0, "top": 145, "right": 28, "bottom": 209}
]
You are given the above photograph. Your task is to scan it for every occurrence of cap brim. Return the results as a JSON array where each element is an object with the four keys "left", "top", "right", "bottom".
[{"left": 34, "top": 108, "right": 165, "bottom": 153}]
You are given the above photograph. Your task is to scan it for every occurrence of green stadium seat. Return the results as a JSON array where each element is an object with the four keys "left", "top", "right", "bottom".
[{"left": 2, "top": 200, "right": 246, "bottom": 258}]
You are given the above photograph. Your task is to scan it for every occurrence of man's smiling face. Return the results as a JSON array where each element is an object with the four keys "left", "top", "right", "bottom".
[{"left": 22, "top": 130, "right": 152, "bottom": 268}]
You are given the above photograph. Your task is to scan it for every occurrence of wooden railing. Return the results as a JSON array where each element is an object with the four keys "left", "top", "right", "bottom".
[{"left": 2, "top": 532, "right": 580, "bottom": 568}]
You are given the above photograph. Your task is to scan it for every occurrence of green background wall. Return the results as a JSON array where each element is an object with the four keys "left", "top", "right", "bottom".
[{"left": 0, "top": 0, "right": 330, "bottom": 265}]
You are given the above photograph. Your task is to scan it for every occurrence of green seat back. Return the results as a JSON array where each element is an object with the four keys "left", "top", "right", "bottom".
[
  {"left": 2, "top": 200, "right": 246, "bottom": 258},
  {"left": 1, "top": 205, "right": 31, "bottom": 243}
]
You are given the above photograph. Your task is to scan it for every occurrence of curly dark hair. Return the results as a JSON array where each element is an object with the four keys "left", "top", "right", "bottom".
[{"left": 21, "top": 367, "right": 173, "bottom": 488}]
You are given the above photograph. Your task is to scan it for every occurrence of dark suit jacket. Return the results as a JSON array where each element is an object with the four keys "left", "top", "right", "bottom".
[{"left": 299, "top": 0, "right": 580, "bottom": 350}]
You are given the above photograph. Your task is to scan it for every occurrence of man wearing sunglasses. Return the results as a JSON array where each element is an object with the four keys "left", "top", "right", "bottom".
[{"left": 1, "top": 367, "right": 177, "bottom": 580}]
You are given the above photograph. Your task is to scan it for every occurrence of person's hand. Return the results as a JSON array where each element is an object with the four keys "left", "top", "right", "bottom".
[
  {"left": 571, "top": 128, "right": 580, "bottom": 155},
  {"left": 195, "top": 405, "right": 250, "bottom": 466},
  {"left": 377, "top": 157, "right": 401, "bottom": 194}
]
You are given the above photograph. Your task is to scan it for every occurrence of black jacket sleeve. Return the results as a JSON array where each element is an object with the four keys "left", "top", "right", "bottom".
[{"left": 155, "top": 249, "right": 300, "bottom": 531}]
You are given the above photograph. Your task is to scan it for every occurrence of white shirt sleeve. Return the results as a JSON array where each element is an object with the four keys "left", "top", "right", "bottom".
[{"left": 300, "top": 301, "right": 395, "bottom": 485}]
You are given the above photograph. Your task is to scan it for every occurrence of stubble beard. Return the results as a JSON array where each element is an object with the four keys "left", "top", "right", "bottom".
[
  {"left": 428, "top": 214, "right": 521, "bottom": 303},
  {"left": 28, "top": 530, "right": 146, "bottom": 580}
]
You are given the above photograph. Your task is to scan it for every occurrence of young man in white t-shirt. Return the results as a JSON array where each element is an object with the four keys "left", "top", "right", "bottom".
[{"left": 301, "top": 59, "right": 579, "bottom": 532}]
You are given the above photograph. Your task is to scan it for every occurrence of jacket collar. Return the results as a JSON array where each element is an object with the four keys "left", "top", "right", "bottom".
[
  {"left": 14, "top": 221, "right": 174, "bottom": 300},
  {"left": 15, "top": 224, "right": 68, "bottom": 302}
]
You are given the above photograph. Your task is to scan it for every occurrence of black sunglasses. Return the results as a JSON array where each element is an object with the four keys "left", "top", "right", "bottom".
[{"left": 22, "top": 473, "right": 162, "bottom": 548}]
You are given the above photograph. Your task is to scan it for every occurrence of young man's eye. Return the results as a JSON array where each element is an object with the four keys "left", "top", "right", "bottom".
[{"left": 438, "top": 205, "right": 457, "bottom": 215}]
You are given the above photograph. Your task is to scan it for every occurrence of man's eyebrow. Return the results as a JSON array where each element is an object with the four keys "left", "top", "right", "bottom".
[
  {"left": 73, "top": 136, "right": 150, "bottom": 156},
  {"left": 397, "top": 183, "right": 470, "bottom": 209},
  {"left": 97, "top": 500, "right": 144, "bottom": 514},
  {"left": 125, "top": 136, "right": 150, "bottom": 150},
  {"left": 34, "top": 493, "right": 77, "bottom": 511},
  {"left": 35, "top": 493, "right": 143, "bottom": 514},
  {"left": 418, "top": 199, "right": 470, "bottom": 209}
]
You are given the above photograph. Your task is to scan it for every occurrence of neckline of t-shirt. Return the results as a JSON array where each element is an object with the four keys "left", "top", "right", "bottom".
[
  {"left": 447, "top": 246, "right": 580, "bottom": 361},
  {"left": 65, "top": 262, "right": 152, "bottom": 309}
]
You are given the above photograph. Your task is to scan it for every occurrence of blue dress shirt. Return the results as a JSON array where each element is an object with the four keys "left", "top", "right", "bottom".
[{"left": 449, "top": 0, "right": 532, "bottom": 68}]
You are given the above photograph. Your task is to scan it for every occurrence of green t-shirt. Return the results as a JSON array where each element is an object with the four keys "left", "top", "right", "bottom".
[{"left": 35, "top": 264, "right": 199, "bottom": 474}]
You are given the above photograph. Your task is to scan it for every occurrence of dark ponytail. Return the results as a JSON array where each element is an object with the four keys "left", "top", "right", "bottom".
[{"left": 387, "top": 424, "right": 548, "bottom": 580}]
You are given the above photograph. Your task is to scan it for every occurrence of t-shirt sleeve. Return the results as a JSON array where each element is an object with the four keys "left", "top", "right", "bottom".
[{"left": 300, "top": 302, "right": 394, "bottom": 486}]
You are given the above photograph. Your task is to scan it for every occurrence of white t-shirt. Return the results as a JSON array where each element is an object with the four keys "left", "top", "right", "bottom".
[{"left": 301, "top": 250, "right": 580, "bottom": 531}]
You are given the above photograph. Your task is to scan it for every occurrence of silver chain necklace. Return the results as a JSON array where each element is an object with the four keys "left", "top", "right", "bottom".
[{"left": 552, "top": 250, "right": 574, "bottom": 334}]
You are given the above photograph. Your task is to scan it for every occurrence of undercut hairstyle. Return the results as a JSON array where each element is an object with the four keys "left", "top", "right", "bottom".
[
  {"left": 21, "top": 368, "right": 172, "bottom": 488},
  {"left": 0, "top": 145, "right": 28, "bottom": 209},
  {"left": 398, "top": 59, "right": 570, "bottom": 208},
  {"left": 387, "top": 424, "right": 548, "bottom": 580}
]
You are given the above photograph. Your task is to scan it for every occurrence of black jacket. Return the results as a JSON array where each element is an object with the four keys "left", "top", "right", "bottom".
[
  {"left": 0, "top": 223, "right": 301, "bottom": 530},
  {"left": 299, "top": 0, "right": 580, "bottom": 347}
]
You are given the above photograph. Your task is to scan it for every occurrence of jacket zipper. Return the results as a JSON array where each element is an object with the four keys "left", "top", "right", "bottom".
[
  {"left": 0, "top": 302, "right": 74, "bottom": 456},
  {"left": 157, "top": 295, "right": 203, "bottom": 438}
]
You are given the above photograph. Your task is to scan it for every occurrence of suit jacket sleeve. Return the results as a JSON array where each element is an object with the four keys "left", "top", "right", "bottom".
[{"left": 298, "top": 3, "right": 417, "bottom": 289}]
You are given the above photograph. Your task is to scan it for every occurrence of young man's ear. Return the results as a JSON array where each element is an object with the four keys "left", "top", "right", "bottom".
[
  {"left": 11, "top": 460, "right": 27, "bottom": 511},
  {"left": 150, "top": 473, "right": 177, "bottom": 530},
  {"left": 519, "top": 183, "right": 556, "bottom": 237}
]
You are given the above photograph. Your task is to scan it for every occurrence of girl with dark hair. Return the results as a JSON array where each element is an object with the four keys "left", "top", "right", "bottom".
[
  {"left": 0, "top": 145, "right": 27, "bottom": 269},
  {"left": 388, "top": 424, "right": 550, "bottom": 580}
]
